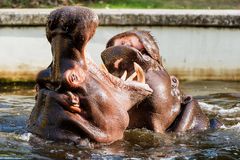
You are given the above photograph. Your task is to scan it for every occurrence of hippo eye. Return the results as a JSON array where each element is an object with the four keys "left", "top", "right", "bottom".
[
  {"left": 121, "top": 41, "right": 125, "bottom": 45},
  {"left": 62, "top": 25, "right": 69, "bottom": 32}
]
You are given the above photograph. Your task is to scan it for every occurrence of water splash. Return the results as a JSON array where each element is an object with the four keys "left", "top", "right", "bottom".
[{"left": 18, "top": 133, "right": 32, "bottom": 142}]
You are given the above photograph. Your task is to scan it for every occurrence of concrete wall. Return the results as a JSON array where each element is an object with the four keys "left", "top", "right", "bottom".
[{"left": 0, "top": 9, "right": 240, "bottom": 81}]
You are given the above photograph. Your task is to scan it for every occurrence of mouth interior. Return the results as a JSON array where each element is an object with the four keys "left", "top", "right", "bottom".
[{"left": 101, "top": 45, "right": 147, "bottom": 83}]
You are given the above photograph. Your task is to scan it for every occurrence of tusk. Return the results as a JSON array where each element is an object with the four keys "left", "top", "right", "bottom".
[
  {"left": 126, "top": 72, "right": 137, "bottom": 82},
  {"left": 67, "top": 91, "right": 74, "bottom": 97},
  {"left": 67, "top": 91, "right": 79, "bottom": 105},
  {"left": 66, "top": 91, "right": 81, "bottom": 113},
  {"left": 134, "top": 62, "right": 145, "bottom": 83},
  {"left": 100, "top": 63, "right": 109, "bottom": 73},
  {"left": 121, "top": 70, "right": 127, "bottom": 81}
]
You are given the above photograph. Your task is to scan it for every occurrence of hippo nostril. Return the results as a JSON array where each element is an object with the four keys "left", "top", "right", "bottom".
[
  {"left": 172, "top": 78, "right": 177, "bottom": 83},
  {"left": 170, "top": 76, "right": 179, "bottom": 88}
]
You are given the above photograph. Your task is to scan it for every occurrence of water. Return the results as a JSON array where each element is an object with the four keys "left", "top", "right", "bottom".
[{"left": 0, "top": 81, "right": 239, "bottom": 159}]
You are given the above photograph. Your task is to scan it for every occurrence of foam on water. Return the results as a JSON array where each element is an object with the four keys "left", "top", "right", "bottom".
[
  {"left": 199, "top": 102, "right": 240, "bottom": 116},
  {"left": 220, "top": 122, "right": 240, "bottom": 131},
  {"left": 19, "top": 133, "right": 32, "bottom": 142},
  {"left": 229, "top": 122, "right": 240, "bottom": 130}
]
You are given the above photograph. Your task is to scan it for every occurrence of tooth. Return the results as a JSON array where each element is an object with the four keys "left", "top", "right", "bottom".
[
  {"left": 73, "top": 104, "right": 79, "bottom": 107},
  {"left": 121, "top": 70, "right": 127, "bottom": 81},
  {"left": 126, "top": 72, "right": 137, "bottom": 82},
  {"left": 100, "top": 63, "right": 108, "bottom": 73},
  {"left": 134, "top": 62, "right": 145, "bottom": 83},
  {"left": 67, "top": 91, "right": 78, "bottom": 104},
  {"left": 67, "top": 91, "right": 74, "bottom": 98}
]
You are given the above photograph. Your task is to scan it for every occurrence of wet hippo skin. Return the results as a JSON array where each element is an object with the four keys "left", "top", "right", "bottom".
[
  {"left": 28, "top": 7, "right": 152, "bottom": 144},
  {"left": 101, "top": 30, "right": 216, "bottom": 133},
  {"left": 102, "top": 45, "right": 182, "bottom": 133}
]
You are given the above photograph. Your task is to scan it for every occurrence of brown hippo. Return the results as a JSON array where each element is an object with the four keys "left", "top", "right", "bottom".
[
  {"left": 101, "top": 30, "right": 220, "bottom": 133},
  {"left": 27, "top": 7, "right": 152, "bottom": 144}
]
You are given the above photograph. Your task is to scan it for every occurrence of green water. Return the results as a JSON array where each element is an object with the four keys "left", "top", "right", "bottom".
[{"left": 0, "top": 81, "right": 239, "bottom": 159}]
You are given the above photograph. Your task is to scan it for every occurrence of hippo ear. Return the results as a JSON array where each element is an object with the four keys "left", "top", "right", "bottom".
[{"left": 135, "top": 31, "right": 161, "bottom": 64}]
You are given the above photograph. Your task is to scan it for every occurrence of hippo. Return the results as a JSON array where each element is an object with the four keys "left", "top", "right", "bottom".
[
  {"left": 101, "top": 30, "right": 221, "bottom": 133},
  {"left": 27, "top": 7, "right": 153, "bottom": 144}
]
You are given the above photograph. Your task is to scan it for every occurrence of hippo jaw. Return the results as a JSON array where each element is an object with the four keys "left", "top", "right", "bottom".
[{"left": 101, "top": 45, "right": 156, "bottom": 80}]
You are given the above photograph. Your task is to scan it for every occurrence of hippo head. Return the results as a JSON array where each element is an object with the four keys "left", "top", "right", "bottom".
[
  {"left": 106, "top": 30, "right": 162, "bottom": 63},
  {"left": 28, "top": 7, "right": 152, "bottom": 144},
  {"left": 101, "top": 30, "right": 163, "bottom": 81},
  {"left": 101, "top": 30, "right": 183, "bottom": 133}
]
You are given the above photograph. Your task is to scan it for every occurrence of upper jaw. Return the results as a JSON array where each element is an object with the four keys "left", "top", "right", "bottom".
[
  {"left": 48, "top": 34, "right": 153, "bottom": 106},
  {"left": 49, "top": 35, "right": 152, "bottom": 94},
  {"left": 101, "top": 45, "right": 154, "bottom": 80}
]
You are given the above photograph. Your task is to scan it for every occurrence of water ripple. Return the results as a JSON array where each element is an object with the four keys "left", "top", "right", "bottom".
[{"left": 0, "top": 81, "right": 240, "bottom": 159}]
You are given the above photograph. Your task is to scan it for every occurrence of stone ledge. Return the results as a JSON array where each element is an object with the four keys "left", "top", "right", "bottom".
[{"left": 0, "top": 9, "right": 240, "bottom": 27}]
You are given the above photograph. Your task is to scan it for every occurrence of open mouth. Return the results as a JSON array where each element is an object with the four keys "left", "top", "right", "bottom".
[
  {"left": 101, "top": 62, "right": 145, "bottom": 84},
  {"left": 101, "top": 45, "right": 152, "bottom": 88},
  {"left": 54, "top": 52, "right": 153, "bottom": 114},
  {"left": 100, "top": 50, "right": 145, "bottom": 79}
]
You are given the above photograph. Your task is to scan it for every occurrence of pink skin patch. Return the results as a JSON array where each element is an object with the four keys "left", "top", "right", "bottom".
[
  {"left": 114, "top": 58, "right": 123, "bottom": 69},
  {"left": 113, "top": 35, "right": 144, "bottom": 51}
]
